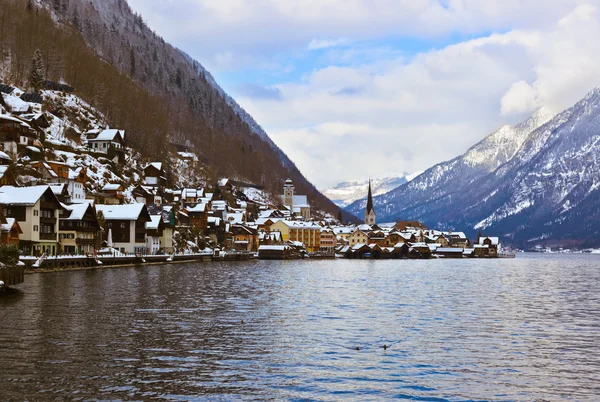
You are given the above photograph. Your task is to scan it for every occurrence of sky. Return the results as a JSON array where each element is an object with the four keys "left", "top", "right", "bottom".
[{"left": 128, "top": 0, "right": 600, "bottom": 189}]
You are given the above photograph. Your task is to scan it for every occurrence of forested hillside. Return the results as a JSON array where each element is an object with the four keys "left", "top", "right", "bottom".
[{"left": 0, "top": 0, "right": 353, "bottom": 219}]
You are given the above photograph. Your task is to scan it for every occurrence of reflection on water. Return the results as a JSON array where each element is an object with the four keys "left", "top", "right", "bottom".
[{"left": 1, "top": 254, "right": 599, "bottom": 400}]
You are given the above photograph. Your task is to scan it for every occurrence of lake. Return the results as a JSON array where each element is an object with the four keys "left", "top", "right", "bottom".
[{"left": 1, "top": 254, "right": 599, "bottom": 400}]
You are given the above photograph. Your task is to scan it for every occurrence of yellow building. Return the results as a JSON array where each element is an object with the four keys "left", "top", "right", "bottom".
[
  {"left": 270, "top": 220, "right": 321, "bottom": 252},
  {"left": 348, "top": 229, "right": 369, "bottom": 247}
]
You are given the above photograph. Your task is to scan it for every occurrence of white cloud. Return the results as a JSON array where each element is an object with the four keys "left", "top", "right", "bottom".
[
  {"left": 500, "top": 81, "right": 539, "bottom": 116},
  {"left": 233, "top": 3, "right": 600, "bottom": 188},
  {"left": 127, "top": 0, "right": 600, "bottom": 188}
]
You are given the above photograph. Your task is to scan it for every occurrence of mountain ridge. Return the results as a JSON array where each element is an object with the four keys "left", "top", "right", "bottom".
[{"left": 347, "top": 86, "right": 600, "bottom": 247}]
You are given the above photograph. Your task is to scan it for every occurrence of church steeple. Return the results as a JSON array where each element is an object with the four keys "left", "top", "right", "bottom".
[{"left": 364, "top": 180, "right": 376, "bottom": 225}]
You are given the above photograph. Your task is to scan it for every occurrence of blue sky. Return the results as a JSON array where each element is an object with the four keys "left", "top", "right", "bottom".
[{"left": 128, "top": 0, "right": 600, "bottom": 188}]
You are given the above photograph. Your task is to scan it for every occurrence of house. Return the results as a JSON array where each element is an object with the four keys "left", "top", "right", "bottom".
[
  {"left": 0, "top": 185, "right": 63, "bottom": 256},
  {"left": 435, "top": 247, "right": 465, "bottom": 258},
  {"left": 281, "top": 178, "right": 311, "bottom": 220},
  {"left": 59, "top": 202, "right": 100, "bottom": 255},
  {"left": 0, "top": 211, "right": 22, "bottom": 246},
  {"left": 132, "top": 185, "right": 162, "bottom": 206},
  {"left": 270, "top": 220, "right": 321, "bottom": 252},
  {"left": 95, "top": 203, "right": 151, "bottom": 254},
  {"left": 48, "top": 183, "right": 71, "bottom": 204},
  {"left": 348, "top": 229, "right": 369, "bottom": 247},
  {"left": 0, "top": 114, "right": 37, "bottom": 157},
  {"left": 98, "top": 183, "right": 124, "bottom": 205},
  {"left": 32, "top": 161, "right": 60, "bottom": 182},
  {"left": 67, "top": 167, "right": 87, "bottom": 201},
  {"left": 0, "top": 165, "right": 18, "bottom": 187},
  {"left": 185, "top": 201, "right": 209, "bottom": 233},
  {"left": 180, "top": 188, "right": 205, "bottom": 207},
  {"left": 143, "top": 162, "right": 166, "bottom": 187},
  {"left": 145, "top": 215, "right": 165, "bottom": 254},
  {"left": 158, "top": 207, "right": 175, "bottom": 254},
  {"left": 45, "top": 161, "right": 71, "bottom": 182},
  {"left": 230, "top": 224, "right": 259, "bottom": 252},
  {"left": 259, "top": 230, "right": 282, "bottom": 246},
  {"left": 476, "top": 236, "right": 499, "bottom": 257},
  {"left": 319, "top": 228, "right": 336, "bottom": 253},
  {"left": 86, "top": 129, "right": 126, "bottom": 163}
]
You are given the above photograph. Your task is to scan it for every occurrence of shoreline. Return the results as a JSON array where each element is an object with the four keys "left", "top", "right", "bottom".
[{"left": 24, "top": 257, "right": 228, "bottom": 274}]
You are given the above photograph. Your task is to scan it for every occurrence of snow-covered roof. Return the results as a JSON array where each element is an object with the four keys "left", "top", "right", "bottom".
[
  {"left": 218, "top": 178, "right": 230, "bottom": 187},
  {"left": 0, "top": 151, "right": 11, "bottom": 160},
  {"left": 26, "top": 146, "right": 41, "bottom": 153},
  {"left": 89, "top": 129, "right": 124, "bottom": 142},
  {"left": 186, "top": 202, "right": 208, "bottom": 213},
  {"left": 145, "top": 162, "right": 163, "bottom": 172},
  {"left": 0, "top": 217, "right": 20, "bottom": 233},
  {"left": 48, "top": 183, "right": 67, "bottom": 195},
  {"left": 352, "top": 243, "right": 366, "bottom": 250},
  {"left": 102, "top": 183, "right": 122, "bottom": 191},
  {"left": 0, "top": 165, "right": 9, "bottom": 179},
  {"left": 2, "top": 94, "right": 29, "bottom": 113},
  {"left": 177, "top": 151, "right": 198, "bottom": 160},
  {"left": 0, "top": 114, "right": 30, "bottom": 126},
  {"left": 96, "top": 203, "right": 148, "bottom": 221},
  {"left": 259, "top": 245, "right": 288, "bottom": 251},
  {"left": 41, "top": 162, "right": 59, "bottom": 177},
  {"left": 0, "top": 185, "right": 54, "bottom": 206},
  {"left": 146, "top": 215, "right": 162, "bottom": 230},
  {"left": 61, "top": 203, "right": 92, "bottom": 220},
  {"left": 436, "top": 247, "right": 464, "bottom": 253}
]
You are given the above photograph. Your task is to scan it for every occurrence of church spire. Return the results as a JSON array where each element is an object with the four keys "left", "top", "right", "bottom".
[
  {"left": 366, "top": 179, "right": 374, "bottom": 214},
  {"left": 364, "top": 180, "right": 376, "bottom": 225}
]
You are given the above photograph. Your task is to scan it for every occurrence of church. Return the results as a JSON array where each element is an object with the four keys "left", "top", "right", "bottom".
[
  {"left": 281, "top": 178, "right": 311, "bottom": 220},
  {"left": 364, "top": 180, "right": 376, "bottom": 225}
]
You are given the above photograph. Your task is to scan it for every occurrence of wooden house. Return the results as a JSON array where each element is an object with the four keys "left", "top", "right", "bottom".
[
  {"left": 143, "top": 162, "right": 166, "bottom": 187},
  {"left": 0, "top": 211, "right": 22, "bottom": 246},
  {"left": 0, "top": 114, "right": 37, "bottom": 158},
  {"left": 59, "top": 203, "right": 100, "bottom": 255},
  {"left": 99, "top": 183, "right": 124, "bottom": 205},
  {"left": 0, "top": 165, "right": 18, "bottom": 187},
  {"left": 86, "top": 129, "right": 126, "bottom": 163}
]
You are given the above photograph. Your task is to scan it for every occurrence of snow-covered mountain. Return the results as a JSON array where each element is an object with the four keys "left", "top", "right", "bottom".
[
  {"left": 323, "top": 173, "right": 421, "bottom": 208},
  {"left": 347, "top": 87, "right": 600, "bottom": 247}
]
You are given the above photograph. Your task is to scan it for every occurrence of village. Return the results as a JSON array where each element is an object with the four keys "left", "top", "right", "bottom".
[{"left": 0, "top": 82, "right": 503, "bottom": 287}]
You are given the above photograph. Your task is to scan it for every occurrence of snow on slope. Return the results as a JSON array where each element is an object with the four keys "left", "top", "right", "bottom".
[{"left": 346, "top": 107, "right": 555, "bottom": 220}]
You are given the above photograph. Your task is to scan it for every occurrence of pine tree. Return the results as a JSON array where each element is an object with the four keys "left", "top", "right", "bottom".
[{"left": 28, "top": 49, "right": 45, "bottom": 92}]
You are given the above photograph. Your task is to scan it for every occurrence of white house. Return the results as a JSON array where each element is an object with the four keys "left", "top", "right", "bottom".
[
  {"left": 0, "top": 185, "right": 63, "bottom": 256},
  {"left": 95, "top": 203, "right": 151, "bottom": 254}
]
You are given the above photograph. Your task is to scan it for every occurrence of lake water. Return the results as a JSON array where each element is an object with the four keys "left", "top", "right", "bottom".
[{"left": 1, "top": 254, "right": 599, "bottom": 400}]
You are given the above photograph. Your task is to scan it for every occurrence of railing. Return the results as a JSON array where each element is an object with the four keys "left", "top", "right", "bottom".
[{"left": 39, "top": 232, "right": 57, "bottom": 240}]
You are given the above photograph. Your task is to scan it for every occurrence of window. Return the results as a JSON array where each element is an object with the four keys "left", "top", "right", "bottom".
[
  {"left": 34, "top": 210, "right": 38, "bottom": 216},
  {"left": 121, "top": 223, "right": 126, "bottom": 229},
  {"left": 33, "top": 225, "right": 38, "bottom": 232}
]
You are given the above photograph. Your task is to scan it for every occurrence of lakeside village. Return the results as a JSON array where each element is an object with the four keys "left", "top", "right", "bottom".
[{"left": 0, "top": 83, "right": 504, "bottom": 289}]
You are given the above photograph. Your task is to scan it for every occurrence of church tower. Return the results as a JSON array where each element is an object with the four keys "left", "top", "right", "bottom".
[
  {"left": 364, "top": 180, "right": 376, "bottom": 225},
  {"left": 284, "top": 178, "right": 295, "bottom": 209}
]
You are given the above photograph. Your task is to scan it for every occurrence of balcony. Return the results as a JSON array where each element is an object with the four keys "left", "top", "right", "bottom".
[{"left": 39, "top": 232, "right": 57, "bottom": 241}]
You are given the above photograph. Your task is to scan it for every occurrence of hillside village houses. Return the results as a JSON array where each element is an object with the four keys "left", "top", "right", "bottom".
[{"left": 0, "top": 86, "right": 501, "bottom": 261}]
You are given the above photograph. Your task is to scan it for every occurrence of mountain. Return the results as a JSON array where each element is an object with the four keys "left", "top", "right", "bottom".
[
  {"left": 0, "top": 0, "right": 354, "bottom": 220},
  {"left": 347, "top": 87, "right": 600, "bottom": 247},
  {"left": 322, "top": 173, "right": 421, "bottom": 208}
]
